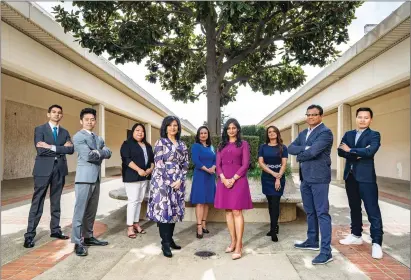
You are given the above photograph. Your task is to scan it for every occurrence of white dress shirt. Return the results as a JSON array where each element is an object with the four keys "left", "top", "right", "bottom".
[{"left": 49, "top": 122, "right": 60, "bottom": 152}]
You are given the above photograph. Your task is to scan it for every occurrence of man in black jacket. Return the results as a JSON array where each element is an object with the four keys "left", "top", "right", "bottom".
[{"left": 24, "top": 105, "right": 74, "bottom": 248}]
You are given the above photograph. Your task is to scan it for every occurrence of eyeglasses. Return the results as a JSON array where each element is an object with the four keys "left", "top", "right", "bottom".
[{"left": 305, "top": 114, "right": 320, "bottom": 117}]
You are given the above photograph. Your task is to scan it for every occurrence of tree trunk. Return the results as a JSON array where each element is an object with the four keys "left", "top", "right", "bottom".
[{"left": 205, "top": 3, "right": 221, "bottom": 136}]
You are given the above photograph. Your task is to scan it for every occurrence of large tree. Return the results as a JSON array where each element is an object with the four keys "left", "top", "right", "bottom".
[{"left": 53, "top": 1, "right": 361, "bottom": 135}]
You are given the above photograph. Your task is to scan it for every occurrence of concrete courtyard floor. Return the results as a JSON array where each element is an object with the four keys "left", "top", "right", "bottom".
[{"left": 1, "top": 175, "right": 410, "bottom": 280}]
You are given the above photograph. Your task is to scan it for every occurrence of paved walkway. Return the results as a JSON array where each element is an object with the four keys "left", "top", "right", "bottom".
[{"left": 1, "top": 175, "right": 409, "bottom": 280}]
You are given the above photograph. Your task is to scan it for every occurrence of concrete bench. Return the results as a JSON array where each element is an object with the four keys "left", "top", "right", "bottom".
[{"left": 109, "top": 177, "right": 301, "bottom": 223}]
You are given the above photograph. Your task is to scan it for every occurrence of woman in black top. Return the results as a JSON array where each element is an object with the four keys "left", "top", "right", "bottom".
[
  {"left": 258, "top": 126, "right": 288, "bottom": 242},
  {"left": 120, "top": 123, "right": 154, "bottom": 238}
]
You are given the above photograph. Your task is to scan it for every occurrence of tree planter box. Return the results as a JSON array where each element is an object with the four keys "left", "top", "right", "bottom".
[{"left": 109, "top": 176, "right": 302, "bottom": 223}]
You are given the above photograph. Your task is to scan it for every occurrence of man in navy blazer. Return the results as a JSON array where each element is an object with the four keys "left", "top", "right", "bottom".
[
  {"left": 288, "top": 104, "right": 333, "bottom": 265},
  {"left": 338, "top": 107, "right": 383, "bottom": 259}
]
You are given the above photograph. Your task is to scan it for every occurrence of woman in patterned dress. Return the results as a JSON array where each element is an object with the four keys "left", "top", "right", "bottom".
[{"left": 147, "top": 116, "right": 189, "bottom": 258}]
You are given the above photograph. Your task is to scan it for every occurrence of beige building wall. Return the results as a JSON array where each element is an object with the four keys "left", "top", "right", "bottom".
[
  {"left": 267, "top": 38, "right": 410, "bottom": 130},
  {"left": 351, "top": 87, "right": 410, "bottom": 180},
  {"left": 322, "top": 113, "right": 338, "bottom": 170},
  {"left": 1, "top": 23, "right": 165, "bottom": 127},
  {"left": 105, "top": 111, "right": 141, "bottom": 169},
  {"left": 2, "top": 74, "right": 90, "bottom": 179},
  {"left": 281, "top": 128, "right": 291, "bottom": 146},
  {"left": 151, "top": 127, "right": 161, "bottom": 146}
]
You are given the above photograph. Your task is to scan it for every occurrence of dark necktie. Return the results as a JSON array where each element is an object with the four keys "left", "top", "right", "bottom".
[
  {"left": 53, "top": 127, "right": 58, "bottom": 143},
  {"left": 91, "top": 133, "right": 97, "bottom": 148}
]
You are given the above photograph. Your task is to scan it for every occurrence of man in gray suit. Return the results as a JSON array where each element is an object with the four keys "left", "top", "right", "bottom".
[
  {"left": 288, "top": 104, "right": 334, "bottom": 265},
  {"left": 72, "top": 108, "right": 112, "bottom": 257},
  {"left": 24, "top": 105, "right": 74, "bottom": 248}
]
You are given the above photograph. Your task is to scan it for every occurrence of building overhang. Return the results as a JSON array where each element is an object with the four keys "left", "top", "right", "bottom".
[
  {"left": 1, "top": 1, "right": 196, "bottom": 134},
  {"left": 258, "top": 2, "right": 410, "bottom": 126}
]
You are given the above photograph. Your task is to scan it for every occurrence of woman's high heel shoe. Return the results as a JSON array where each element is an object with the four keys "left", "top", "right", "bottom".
[
  {"left": 196, "top": 224, "right": 203, "bottom": 239},
  {"left": 202, "top": 220, "right": 210, "bottom": 234},
  {"left": 232, "top": 249, "right": 242, "bottom": 260},
  {"left": 225, "top": 246, "right": 235, "bottom": 253}
]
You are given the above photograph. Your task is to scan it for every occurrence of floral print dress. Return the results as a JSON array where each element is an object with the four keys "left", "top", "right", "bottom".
[{"left": 147, "top": 138, "right": 189, "bottom": 223}]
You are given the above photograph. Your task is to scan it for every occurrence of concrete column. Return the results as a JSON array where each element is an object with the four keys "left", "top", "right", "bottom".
[
  {"left": 0, "top": 96, "right": 5, "bottom": 183},
  {"left": 290, "top": 123, "right": 299, "bottom": 172},
  {"left": 336, "top": 103, "right": 352, "bottom": 182},
  {"left": 93, "top": 104, "right": 106, "bottom": 178},
  {"left": 144, "top": 123, "right": 152, "bottom": 145}
]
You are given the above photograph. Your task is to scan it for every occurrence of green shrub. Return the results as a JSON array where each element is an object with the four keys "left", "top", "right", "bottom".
[{"left": 242, "top": 125, "right": 266, "bottom": 146}]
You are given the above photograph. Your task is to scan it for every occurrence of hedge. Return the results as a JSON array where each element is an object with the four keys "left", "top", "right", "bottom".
[{"left": 242, "top": 125, "right": 266, "bottom": 146}]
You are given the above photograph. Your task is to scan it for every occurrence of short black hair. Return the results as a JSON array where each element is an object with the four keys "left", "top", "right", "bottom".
[
  {"left": 195, "top": 126, "right": 211, "bottom": 147},
  {"left": 160, "top": 116, "right": 181, "bottom": 140},
  {"left": 129, "top": 123, "right": 149, "bottom": 145},
  {"left": 356, "top": 107, "right": 373, "bottom": 118},
  {"left": 80, "top": 108, "right": 97, "bottom": 120},
  {"left": 48, "top": 104, "right": 63, "bottom": 113},
  {"left": 307, "top": 104, "right": 323, "bottom": 115}
]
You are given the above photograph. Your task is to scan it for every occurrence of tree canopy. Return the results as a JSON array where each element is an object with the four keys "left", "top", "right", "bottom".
[{"left": 53, "top": 1, "right": 362, "bottom": 134}]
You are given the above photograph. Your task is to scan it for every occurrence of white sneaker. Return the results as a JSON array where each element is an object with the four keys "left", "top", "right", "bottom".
[
  {"left": 339, "top": 234, "right": 363, "bottom": 245},
  {"left": 372, "top": 243, "right": 383, "bottom": 259}
]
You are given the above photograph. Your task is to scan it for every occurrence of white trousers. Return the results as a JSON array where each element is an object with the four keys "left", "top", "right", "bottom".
[{"left": 124, "top": 181, "right": 148, "bottom": 226}]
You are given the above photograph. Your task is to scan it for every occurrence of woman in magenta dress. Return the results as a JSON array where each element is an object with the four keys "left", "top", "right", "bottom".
[{"left": 214, "top": 118, "right": 252, "bottom": 260}]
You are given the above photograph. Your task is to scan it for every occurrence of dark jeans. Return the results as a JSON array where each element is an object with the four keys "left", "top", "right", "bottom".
[
  {"left": 266, "top": 195, "right": 281, "bottom": 233},
  {"left": 300, "top": 181, "right": 332, "bottom": 255},
  {"left": 345, "top": 173, "right": 383, "bottom": 245},
  {"left": 25, "top": 162, "right": 65, "bottom": 238}
]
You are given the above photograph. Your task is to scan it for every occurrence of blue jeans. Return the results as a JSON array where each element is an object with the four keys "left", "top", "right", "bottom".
[
  {"left": 345, "top": 173, "right": 383, "bottom": 245},
  {"left": 300, "top": 181, "right": 332, "bottom": 255}
]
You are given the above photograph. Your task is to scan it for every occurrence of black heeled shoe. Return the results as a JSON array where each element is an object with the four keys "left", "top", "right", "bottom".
[
  {"left": 271, "top": 233, "right": 278, "bottom": 242},
  {"left": 162, "top": 243, "right": 173, "bottom": 258},
  {"left": 196, "top": 224, "right": 203, "bottom": 239},
  {"left": 202, "top": 220, "right": 210, "bottom": 234}
]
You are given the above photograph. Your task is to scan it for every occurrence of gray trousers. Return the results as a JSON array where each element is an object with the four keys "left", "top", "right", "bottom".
[
  {"left": 71, "top": 180, "right": 100, "bottom": 245},
  {"left": 25, "top": 162, "right": 65, "bottom": 238}
]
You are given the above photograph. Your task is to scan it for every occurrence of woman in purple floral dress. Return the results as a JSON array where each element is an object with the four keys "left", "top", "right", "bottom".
[{"left": 147, "top": 116, "right": 189, "bottom": 258}]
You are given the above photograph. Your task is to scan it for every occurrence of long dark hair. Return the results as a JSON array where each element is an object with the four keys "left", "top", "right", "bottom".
[
  {"left": 219, "top": 118, "right": 242, "bottom": 151},
  {"left": 129, "top": 123, "right": 149, "bottom": 146},
  {"left": 265, "top": 125, "right": 284, "bottom": 157},
  {"left": 195, "top": 126, "right": 211, "bottom": 147},
  {"left": 160, "top": 115, "right": 182, "bottom": 140}
]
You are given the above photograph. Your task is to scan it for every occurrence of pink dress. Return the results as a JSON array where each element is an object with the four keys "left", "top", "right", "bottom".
[{"left": 214, "top": 141, "right": 253, "bottom": 210}]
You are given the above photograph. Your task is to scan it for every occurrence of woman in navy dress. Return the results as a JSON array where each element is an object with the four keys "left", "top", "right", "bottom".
[
  {"left": 258, "top": 126, "right": 288, "bottom": 242},
  {"left": 190, "top": 126, "right": 216, "bottom": 239}
]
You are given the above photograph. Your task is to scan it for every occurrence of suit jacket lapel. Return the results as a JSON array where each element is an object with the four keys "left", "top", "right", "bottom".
[
  {"left": 306, "top": 123, "right": 323, "bottom": 143},
  {"left": 80, "top": 130, "right": 97, "bottom": 149},
  {"left": 355, "top": 128, "right": 370, "bottom": 147},
  {"left": 56, "top": 127, "right": 65, "bottom": 145},
  {"left": 44, "top": 123, "right": 56, "bottom": 145}
]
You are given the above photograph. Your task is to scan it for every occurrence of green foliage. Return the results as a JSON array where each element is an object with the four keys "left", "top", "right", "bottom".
[
  {"left": 242, "top": 125, "right": 266, "bottom": 146},
  {"left": 53, "top": 1, "right": 362, "bottom": 107}
]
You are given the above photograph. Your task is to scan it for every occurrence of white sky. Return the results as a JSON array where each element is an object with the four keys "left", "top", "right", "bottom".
[{"left": 37, "top": 1, "right": 405, "bottom": 128}]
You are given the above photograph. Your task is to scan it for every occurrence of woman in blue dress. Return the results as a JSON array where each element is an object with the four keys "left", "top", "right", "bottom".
[
  {"left": 190, "top": 126, "right": 216, "bottom": 239},
  {"left": 258, "top": 126, "right": 288, "bottom": 242}
]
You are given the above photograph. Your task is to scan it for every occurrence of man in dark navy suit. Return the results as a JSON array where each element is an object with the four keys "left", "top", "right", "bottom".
[
  {"left": 288, "top": 104, "right": 334, "bottom": 265},
  {"left": 24, "top": 105, "right": 74, "bottom": 248},
  {"left": 338, "top": 107, "right": 383, "bottom": 259}
]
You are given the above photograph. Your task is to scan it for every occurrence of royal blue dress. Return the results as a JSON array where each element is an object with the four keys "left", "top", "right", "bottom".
[{"left": 190, "top": 143, "right": 216, "bottom": 204}]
